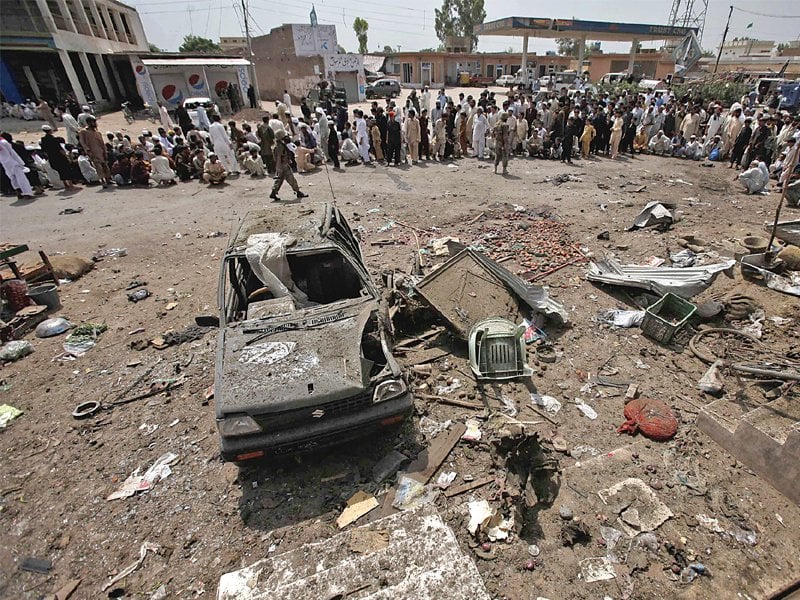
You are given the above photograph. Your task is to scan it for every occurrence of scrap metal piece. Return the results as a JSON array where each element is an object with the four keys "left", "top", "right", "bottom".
[
  {"left": 415, "top": 249, "right": 568, "bottom": 338},
  {"left": 587, "top": 257, "right": 736, "bottom": 299}
]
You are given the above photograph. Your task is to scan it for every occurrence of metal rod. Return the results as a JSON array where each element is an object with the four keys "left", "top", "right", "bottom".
[
  {"left": 241, "top": 0, "right": 261, "bottom": 103},
  {"left": 766, "top": 146, "right": 799, "bottom": 257},
  {"left": 714, "top": 6, "right": 733, "bottom": 74}
]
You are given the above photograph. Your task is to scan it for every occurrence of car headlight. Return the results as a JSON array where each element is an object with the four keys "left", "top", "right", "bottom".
[
  {"left": 218, "top": 415, "right": 262, "bottom": 437},
  {"left": 373, "top": 379, "right": 407, "bottom": 404}
]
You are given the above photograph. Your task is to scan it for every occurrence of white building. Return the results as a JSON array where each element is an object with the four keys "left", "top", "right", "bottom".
[
  {"left": 0, "top": 0, "right": 149, "bottom": 107},
  {"left": 719, "top": 38, "right": 775, "bottom": 59}
]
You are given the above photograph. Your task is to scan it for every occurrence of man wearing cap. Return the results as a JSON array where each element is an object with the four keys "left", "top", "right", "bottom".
[
  {"left": 0, "top": 132, "right": 36, "bottom": 198},
  {"left": 684, "top": 134, "right": 702, "bottom": 160},
  {"left": 203, "top": 153, "right": 227, "bottom": 185},
  {"left": 721, "top": 107, "right": 743, "bottom": 159},
  {"left": 78, "top": 115, "right": 111, "bottom": 187},
  {"left": 77, "top": 105, "right": 93, "bottom": 127},
  {"left": 270, "top": 131, "right": 308, "bottom": 201}
]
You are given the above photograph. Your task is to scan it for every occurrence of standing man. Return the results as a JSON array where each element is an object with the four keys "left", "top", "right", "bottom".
[
  {"left": 175, "top": 100, "right": 193, "bottom": 133},
  {"left": 0, "top": 134, "right": 36, "bottom": 198},
  {"left": 406, "top": 109, "right": 421, "bottom": 164},
  {"left": 354, "top": 109, "right": 371, "bottom": 165},
  {"left": 208, "top": 114, "right": 238, "bottom": 173},
  {"left": 158, "top": 101, "right": 174, "bottom": 129},
  {"left": 38, "top": 99, "right": 57, "bottom": 131},
  {"left": 270, "top": 131, "right": 308, "bottom": 201},
  {"left": 421, "top": 86, "right": 431, "bottom": 116},
  {"left": 680, "top": 106, "right": 701, "bottom": 139},
  {"left": 386, "top": 111, "right": 402, "bottom": 166},
  {"left": 419, "top": 109, "right": 431, "bottom": 161},
  {"left": 61, "top": 110, "right": 80, "bottom": 146},
  {"left": 247, "top": 84, "right": 257, "bottom": 109},
  {"left": 257, "top": 116, "right": 276, "bottom": 174},
  {"left": 493, "top": 112, "right": 511, "bottom": 174},
  {"left": 78, "top": 115, "right": 112, "bottom": 187},
  {"left": 472, "top": 106, "right": 488, "bottom": 159},
  {"left": 282, "top": 89, "right": 292, "bottom": 115}
]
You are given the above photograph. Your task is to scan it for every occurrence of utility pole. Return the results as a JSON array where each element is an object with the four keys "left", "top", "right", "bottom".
[
  {"left": 241, "top": 0, "right": 261, "bottom": 105},
  {"left": 714, "top": 5, "right": 733, "bottom": 74}
]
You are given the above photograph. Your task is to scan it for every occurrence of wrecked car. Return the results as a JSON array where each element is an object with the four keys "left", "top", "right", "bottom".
[{"left": 214, "top": 204, "right": 412, "bottom": 462}]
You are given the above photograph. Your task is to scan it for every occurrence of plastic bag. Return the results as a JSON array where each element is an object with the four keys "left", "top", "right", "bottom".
[
  {"left": 617, "top": 398, "right": 678, "bottom": 441},
  {"left": 0, "top": 340, "right": 34, "bottom": 362}
]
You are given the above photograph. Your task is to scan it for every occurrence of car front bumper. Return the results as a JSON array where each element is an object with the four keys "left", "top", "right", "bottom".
[{"left": 218, "top": 392, "right": 413, "bottom": 462}]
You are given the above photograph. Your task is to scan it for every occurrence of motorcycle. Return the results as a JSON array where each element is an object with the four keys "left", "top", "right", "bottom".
[{"left": 122, "top": 102, "right": 135, "bottom": 124}]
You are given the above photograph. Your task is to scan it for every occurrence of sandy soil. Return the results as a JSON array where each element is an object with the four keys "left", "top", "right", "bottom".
[{"left": 1, "top": 94, "right": 799, "bottom": 600}]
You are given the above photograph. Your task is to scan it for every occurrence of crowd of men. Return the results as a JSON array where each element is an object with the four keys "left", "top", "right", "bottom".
[{"left": 2, "top": 83, "right": 799, "bottom": 202}]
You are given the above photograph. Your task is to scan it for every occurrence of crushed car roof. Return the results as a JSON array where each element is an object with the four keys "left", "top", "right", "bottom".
[{"left": 229, "top": 205, "right": 331, "bottom": 251}]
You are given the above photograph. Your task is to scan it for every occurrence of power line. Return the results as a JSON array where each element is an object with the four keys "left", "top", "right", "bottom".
[{"left": 732, "top": 6, "right": 800, "bottom": 19}]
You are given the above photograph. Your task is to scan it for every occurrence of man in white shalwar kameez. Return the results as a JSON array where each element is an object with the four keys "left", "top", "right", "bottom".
[
  {"left": 0, "top": 137, "right": 34, "bottom": 197},
  {"left": 208, "top": 114, "right": 238, "bottom": 173}
]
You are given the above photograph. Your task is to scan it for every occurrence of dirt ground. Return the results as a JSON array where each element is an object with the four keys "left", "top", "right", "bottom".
[{"left": 1, "top": 91, "right": 799, "bottom": 600}]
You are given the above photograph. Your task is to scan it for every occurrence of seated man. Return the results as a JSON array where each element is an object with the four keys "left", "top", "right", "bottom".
[
  {"left": 150, "top": 145, "right": 177, "bottom": 185},
  {"left": 633, "top": 126, "right": 649, "bottom": 153},
  {"left": 703, "top": 135, "right": 723, "bottom": 160},
  {"left": 737, "top": 160, "right": 770, "bottom": 194},
  {"left": 340, "top": 135, "right": 360, "bottom": 165},
  {"left": 242, "top": 147, "right": 266, "bottom": 177},
  {"left": 130, "top": 150, "right": 151, "bottom": 185},
  {"left": 191, "top": 149, "right": 207, "bottom": 178},
  {"left": 526, "top": 129, "right": 543, "bottom": 158},
  {"left": 111, "top": 150, "right": 133, "bottom": 186},
  {"left": 684, "top": 135, "right": 703, "bottom": 160},
  {"left": 670, "top": 133, "right": 686, "bottom": 157},
  {"left": 173, "top": 145, "right": 193, "bottom": 181},
  {"left": 648, "top": 130, "right": 670, "bottom": 155},
  {"left": 76, "top": 149, "right": 100, "bottom": 184},
  {"left": 203, "top": 152, "right": 227, "bottom": 184}
]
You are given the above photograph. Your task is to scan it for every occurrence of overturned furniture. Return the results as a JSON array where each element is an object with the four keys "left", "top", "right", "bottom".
[
  {"left": 415, "top": 249, "right": 568, "bottom": 339},
  {"left": 469, "top": 317, "right": 534, "bottom": 380},
  {"left": 216, "top": 505, "right": 491, "bottom": 600}
]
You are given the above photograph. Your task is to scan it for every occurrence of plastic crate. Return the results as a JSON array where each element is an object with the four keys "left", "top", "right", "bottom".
[{"left": 641, "top": 293, "right": 697, "bottom": 344}]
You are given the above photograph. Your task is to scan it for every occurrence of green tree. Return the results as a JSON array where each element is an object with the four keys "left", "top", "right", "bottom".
[
  {"left": 353, "top": 17, "right": 369, "bottom": 54},
  {"left": 148, "top": 43, "right": 163, "bottom": 53},
  {"left": 555, "top": 37, "right": 593, "bottom": 57},
  {"left": 434, "top": 0, "right": 486, "bottom": 49},
  {"left": 382, "top": 45, "right": 395, "bottom": 55},
  {"left": 178, "top": 35, "right": 222, "bottom": 54}
]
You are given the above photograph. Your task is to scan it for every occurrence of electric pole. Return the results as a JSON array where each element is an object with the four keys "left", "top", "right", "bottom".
[
  {"left": 241, "top": 0, "right": 261, "bottom": 105},
  {"left": 714, "top": 6, "right": 733, "bottom": 74}
]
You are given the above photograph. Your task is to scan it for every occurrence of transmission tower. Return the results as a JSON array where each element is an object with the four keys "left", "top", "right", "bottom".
[{"left": 668, "top": 0, "right": 708, "bottom": 43}]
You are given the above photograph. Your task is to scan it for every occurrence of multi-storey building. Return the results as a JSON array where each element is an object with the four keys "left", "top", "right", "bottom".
[{"left": 0, "top": 0, "right": 149, "bottom": 107}]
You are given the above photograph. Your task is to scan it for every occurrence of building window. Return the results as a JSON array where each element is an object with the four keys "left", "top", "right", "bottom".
[
  {"left": 486, "top": 64, "right": 493, "bottom": 77},
  {"left": 120, "top": 13, "right": 135, "bottom": 43}
]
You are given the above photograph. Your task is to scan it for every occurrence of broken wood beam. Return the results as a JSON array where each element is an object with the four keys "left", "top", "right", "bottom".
[
  {"left": 444, "top": 476, "right": 494, "bottom": 498},
  {"left": 405, "top": 422, "right": 467, "bottom": 484},
  {"left": 418, "top": 393, "right": 484, "bottom": 410}
]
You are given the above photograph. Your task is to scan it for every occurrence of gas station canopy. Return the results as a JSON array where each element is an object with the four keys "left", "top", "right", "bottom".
[{"left": 475, "top": 17, "right": 696, "bottom": 42}]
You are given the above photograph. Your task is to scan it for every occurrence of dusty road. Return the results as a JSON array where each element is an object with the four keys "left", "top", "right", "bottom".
[{"left": 1, "top": 101, "right": 799, "bottom": 600}]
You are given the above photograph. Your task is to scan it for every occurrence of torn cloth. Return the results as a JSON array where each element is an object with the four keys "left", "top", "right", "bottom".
[{"left": 245, "top": 233, "right": 308, "bottom": 303}]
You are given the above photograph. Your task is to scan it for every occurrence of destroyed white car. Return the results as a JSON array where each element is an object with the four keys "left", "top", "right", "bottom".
[{"left": 214, "top": 205, "right": 412, "bottom": 462}]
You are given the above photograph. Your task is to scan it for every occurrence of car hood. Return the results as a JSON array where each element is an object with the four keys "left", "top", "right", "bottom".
[{"left": 215, "top": 297, "right": 377, "bottom": 416}]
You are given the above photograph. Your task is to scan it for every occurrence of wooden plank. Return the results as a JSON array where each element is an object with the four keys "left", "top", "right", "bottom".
[
  {"left": 405, "top": 423, "right": 467, "bottom": 484},
  {"left": 398, "top": 347, "right": 450, "bottom": 366},
  {"left": 444, "top": 476, "right": 494, "bottom": 498},
  {"left": 418, "top": 393, "right": 484, "bottom": 410}
]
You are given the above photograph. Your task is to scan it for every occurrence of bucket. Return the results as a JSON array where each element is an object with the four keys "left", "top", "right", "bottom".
[
  {"left": 27, "top": 283, "right": 61, "bottom": 311},
  {"left": 1, "top": 279, "right": 30, "bottom": 312}
]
